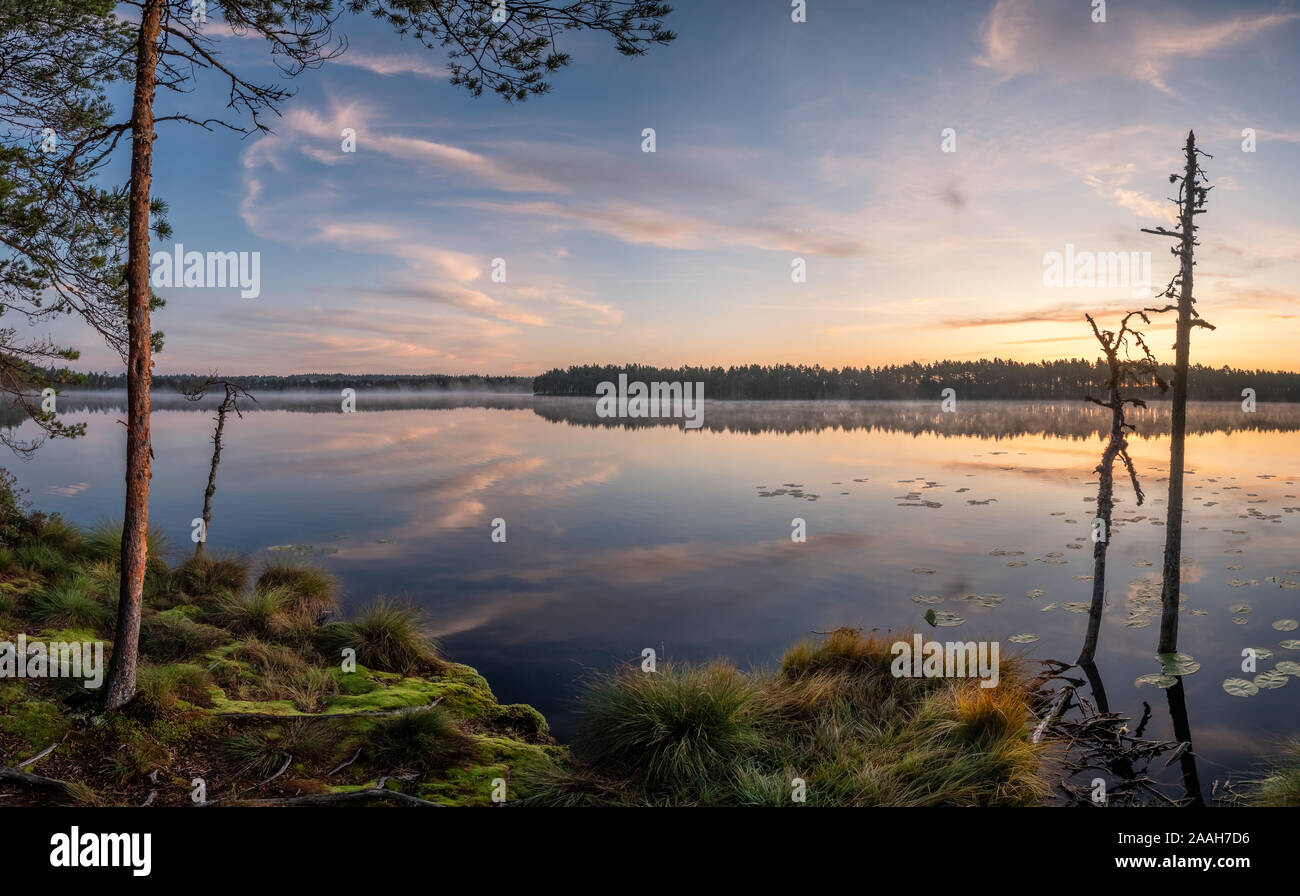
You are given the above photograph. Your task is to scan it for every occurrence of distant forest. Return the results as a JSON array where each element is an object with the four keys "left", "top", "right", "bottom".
[
  {"left": 53, "top": 361, "right": 1300, "bottom": 401},
  {"left": 532, "top": 360, "right": 1300, "bottom": 401},
  {"left": 65, "top": 372, "right": 534, "bottom": 393}
]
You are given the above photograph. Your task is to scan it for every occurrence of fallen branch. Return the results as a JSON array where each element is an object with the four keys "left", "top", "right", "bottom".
[
  {"left": 16, "top": 743, "right": 58, "bottom": 768},
  {"left": 327, "top": 747, "right": 363, "bottom": 777},
  {"left": 1032, "top": 686, "right": 1074, "bottom": 743},
  {"left": 221, "top": 789, "right": 445, "bottom": 808},
  {"left": 0, "top": 765, "right": 75, "bottom": 795}
]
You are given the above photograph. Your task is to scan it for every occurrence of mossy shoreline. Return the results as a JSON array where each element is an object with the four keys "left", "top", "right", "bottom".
[
  {"left": 0, "top": 506, "right": 563, "bottom": 806},
  {"left": 6, "top": 502, "right": 1292, "bottom": 807}
]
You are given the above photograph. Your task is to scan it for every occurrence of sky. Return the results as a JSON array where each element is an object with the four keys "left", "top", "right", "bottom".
[{"left": 46, "top": 0, "right": 1300, "bottom": 375}]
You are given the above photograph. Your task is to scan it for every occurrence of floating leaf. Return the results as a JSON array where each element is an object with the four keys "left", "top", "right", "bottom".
[
  {"left": 1253, "top": 671, "right": 1289, "bottom": 690},
  {"left": 1007, "top": 560, "right": 1028, "bottom": 567},
  {"left": 1040, "top": 602, "right": 1057, "bottom": 611},
  {"left": 1062, "top": 602, "right": 1090, "bottom": 614},
  {"left": 1222, "top": 678, "right": 1259, "bottom": 697},
  {"left": 1157, "top": 653, "right": 1200, "bottom": 676},
  {"left": 912, "top": 567, "right": 936, "bottom": 575},
  {"left": 1273, "top": 619, "right": 1300, "bottom": 632},
  {"left": 1136, "top": 673, "right": 1177, "bottom": 689},
  {"left": 931, "top": 611, "right": 965, "bottom": 627},
  {"left": 911, "top": 594, "right": 944, "bottom": 605},
  {"left": 1275, "top": 661, "right": 1300, "bottom": 676},
  {"left": 1280, "top": 640, "right": 1300, "bottom": 650},
  {"left": 1249, "top": 648, "right": 1273, "bottom": 660},
  {"left": 1229, "top": 603, "right": 1251, "bottom": 614},
  {"left": 1008, "top": 633, "right": 1038, "bottom": 643},
  {"left": 1025, "top": 589, "right": 1045, "bottom": 599}
]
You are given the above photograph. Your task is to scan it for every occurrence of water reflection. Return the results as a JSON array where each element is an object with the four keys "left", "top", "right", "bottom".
[{"left": 4, "top": 395, "right": 1296, "bottom": 787}]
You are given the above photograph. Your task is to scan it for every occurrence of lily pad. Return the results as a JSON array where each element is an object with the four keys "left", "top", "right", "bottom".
[
  {"left": 1275, "top": 661, "right": 1300, "bottom": 676},
  {"left": 1281, "top": 640, "right": 1300, "bottom": 650},
  {"left": 1157, "top": 653, "right": 1200, "bottom": 676},
  {"left": 931, "top": 610, "right": 965, "bottom": 627},
  {"left": 1253, "top": 671, "right": 1289, "bottom": 690},
  {"left": 1136, "top": 673, "right": 1177, "bottom": 689},
  {"left": 1273, "top": 619, "right": 1300, "bottom": 632},
  {"left": 1008, "top": 633, "right": 1038, "bottom": 644},
  {"left": 1222, "top": 678, "right": 1259, "bottom": 697},
  {"left": 911, "top": 594, "right": 944, "bottom": 605}
]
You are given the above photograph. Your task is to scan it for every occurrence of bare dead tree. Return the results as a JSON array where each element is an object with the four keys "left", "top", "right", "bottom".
[
  {"left": 183, "top": 377, "right": 256, "bottom": 557},
  {"left": 1140, "top": 131, "right": 1215, "bottom": 654},
  {"left": 1077, "top": 310, "right": 1167, "bottom": 666}
]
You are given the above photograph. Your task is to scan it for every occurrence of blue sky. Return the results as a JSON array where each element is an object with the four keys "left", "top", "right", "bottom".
[{"left": 48, "top": 0, "right": 1300, "bottom": 374}]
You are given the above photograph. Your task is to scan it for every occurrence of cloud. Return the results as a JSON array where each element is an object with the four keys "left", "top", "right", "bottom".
[
  {"left": 942, "top": 302, "right": 1148, "bottom": 328},
  {"left": 977, "top": 0, "right": 1300, "bottom": 94},
  {"left": 330, "top": 51, "right": 448, "bottom": 78},
  {"left": 450, "top": 199, "right": 867, "bottom": 256}
]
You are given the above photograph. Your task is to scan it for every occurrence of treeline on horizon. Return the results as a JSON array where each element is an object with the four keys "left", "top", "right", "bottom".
[
  {"left": 532, "top": 360, "right": 1300, "bottom": 401},
  {"left": 62, "top": 371, "right": 535, "bottom": 393}
]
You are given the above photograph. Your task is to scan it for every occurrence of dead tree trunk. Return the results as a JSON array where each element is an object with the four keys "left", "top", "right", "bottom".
[
  {"left": 196, "top": 386, "right": 235, "bottom": 557},
  {"left": 102, "top": 0, "right": 163, "bottom": 711},
  {"left": 1079, "top": 374, "right": 1123, "bottom": 666},
  {"left": 1142, "top": 131, "right": 1215, "bottom": 655},
  {"left": 1077, "top": 312, "right": 1160, "bottom": 666}
]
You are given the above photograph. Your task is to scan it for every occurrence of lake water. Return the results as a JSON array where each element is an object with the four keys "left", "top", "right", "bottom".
[{"left": 7, "top": 394, "right": 1300, "bottom": 800}]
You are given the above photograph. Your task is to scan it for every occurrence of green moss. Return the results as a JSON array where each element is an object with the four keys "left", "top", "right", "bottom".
[
  {"left": 0, "top": 692, "right": 70, "bottom": 748},
  {"left": 0, "top": 516, "right": 560, "bottom": 807},
  {"left": 487, "top": 703, "right": 550, "bottom": 739},
  {"left": 333, "top": 668, "right": 378, "bottom": 695},
  {"left": 414, "top": 737, "right": 565, "bottom": 805}
]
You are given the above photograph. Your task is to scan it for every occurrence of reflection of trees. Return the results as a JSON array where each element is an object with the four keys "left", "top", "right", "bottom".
[
  {"left": 1040, "top": 659, "right": 1204, "bottom": 806},
  {"left": 10, "top": 395, "right": 1300, "bottom": 440},
  {"left": 531, "top": 399, "right": 1300, "bottom": 439}
]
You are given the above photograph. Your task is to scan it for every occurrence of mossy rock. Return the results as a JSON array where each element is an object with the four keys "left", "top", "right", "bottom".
[{"left": 487, "top": 703, "right": 550, "bottom": 739}]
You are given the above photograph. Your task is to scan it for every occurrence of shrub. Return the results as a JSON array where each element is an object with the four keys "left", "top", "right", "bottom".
[
  {"left": 82, "top": 520, "right": 169, "bottom": 572},
  {"left": 137, "top": 663, "right": 211, "bottom": 707},
  {"left": 30, "top": 577, "right": 110, "bottom": 629},
  {"left": 572, "top": 660, "right": 771, "bottom": 794},
  {"left": 332, "top": 599, "right": 441, "bottom": 675},
  {"left": 367, "top": 707, "right": 473, "bottom": 771},
  {"left": 175, "top": 552, "right": 248, "bottom": 598},
  {"left": 208, "top": 586, "right": 291, "bottom": 638},
  {"left": 13, "top": 542, "right": 64, "bottom": 574},
  {"left": 140, "top": 611, "right": 228, "bottom": 662},
  {"left": 255, "top": 560, "right": 337, "bottom": 622}
]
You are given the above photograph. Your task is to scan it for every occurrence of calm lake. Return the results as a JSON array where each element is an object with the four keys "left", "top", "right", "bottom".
[{"left": 7, "top": 394, "right": 1300, "bottom": 798}]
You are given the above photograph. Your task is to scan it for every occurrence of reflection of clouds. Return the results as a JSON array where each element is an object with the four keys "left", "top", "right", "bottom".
[
  {"left": 428, "top": 533, "right": 875, "bottom": 638},
  {"left": 44, "top": 482, "right": 90, "bottom": 497},
  {"left": 467, "top": 531, "right": 870, "bottom": 587}
]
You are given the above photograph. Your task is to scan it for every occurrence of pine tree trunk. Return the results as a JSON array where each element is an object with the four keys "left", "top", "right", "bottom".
[
  {"left": 1157, "top": 132, "right": 1198, "bottom": 656},
  {"left": 102, "top": 0, "right": 162, "bottom": 711}
]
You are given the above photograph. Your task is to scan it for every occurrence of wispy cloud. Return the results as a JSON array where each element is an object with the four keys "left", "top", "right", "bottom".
[{"left": 977, "top": 0, "right": 1300, "bottom": 94}]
